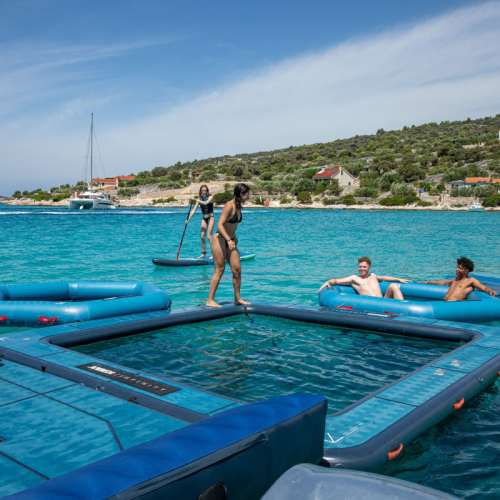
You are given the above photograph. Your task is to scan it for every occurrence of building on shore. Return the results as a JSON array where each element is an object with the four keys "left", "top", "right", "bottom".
[
  {"left": 312, "top": 165, "right": 357, "bottom": 187},
  {"left": 447, "top": 177, "right": 492, "bottom": 190},
  {"left": 91, "top": 176, "right": 135, "bottom": 189}
]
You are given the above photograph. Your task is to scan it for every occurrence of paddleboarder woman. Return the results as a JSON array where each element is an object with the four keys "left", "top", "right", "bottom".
[
  {"left": 206, "top": 183, "right": 251, "bottom": 307},
  {"left": 186, "top": 185, "right": 215, "bottom": 259}
]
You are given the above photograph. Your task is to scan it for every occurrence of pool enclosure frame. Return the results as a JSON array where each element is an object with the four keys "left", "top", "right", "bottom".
[{"left": 2, "top": 301, "right": 500, "bottom": 472}]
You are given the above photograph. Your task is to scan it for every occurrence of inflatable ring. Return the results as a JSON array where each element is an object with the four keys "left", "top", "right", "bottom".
[
  {"left": 0, "top": 281, "right": 171, "bottom": 327},
  {"left": 319, "top": 281, "right": 500, "bottom": 323}
]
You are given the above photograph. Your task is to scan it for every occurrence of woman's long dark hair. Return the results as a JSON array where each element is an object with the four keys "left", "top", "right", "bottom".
[
  {"left": 199, "top": 184, "right": 210, "bottom": 198},
  {"left": 233, "top": 183, "right": 250, "bottom": 210}
]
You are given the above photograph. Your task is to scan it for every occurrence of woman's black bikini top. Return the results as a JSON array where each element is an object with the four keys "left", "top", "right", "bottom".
[
  {"left": 199, "top": 197, "right": 214, "bottom": 215},
  {"left": 227, "top": 209, "right": 242, "bottom": 224}
]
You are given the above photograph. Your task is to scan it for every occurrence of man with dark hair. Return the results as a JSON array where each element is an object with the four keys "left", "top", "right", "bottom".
[
  {"left": 424, "top": 257, "right": 497, "bottom": 301},
  {"left": 319, "top": 256, "right": 408, "bottom": 299}
]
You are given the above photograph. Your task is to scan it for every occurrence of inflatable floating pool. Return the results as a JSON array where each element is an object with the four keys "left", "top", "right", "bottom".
[
  {"left": 0, "top": 281, "right": 171, "bottom": 327},
  {"left": 319, "top": 280, "right": 500, "bottom": 323},
  {"left": 2, "top": 299, "right": 500, "bottom": 497},
  {"left": 152, "top": 252, "right": 256, "bottom": 267}
]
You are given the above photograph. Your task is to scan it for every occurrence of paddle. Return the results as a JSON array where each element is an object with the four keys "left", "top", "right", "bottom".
[{"left": 176, "top": 199, "right": 194, "bottom": 260}]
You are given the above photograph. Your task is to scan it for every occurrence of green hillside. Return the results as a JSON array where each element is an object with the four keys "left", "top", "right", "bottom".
[
  {"left": 119, "top": 113, "right": 500, "bottom": 206},
  {"left": 11, "top": 113, "right": 500, "bottom": 206}
]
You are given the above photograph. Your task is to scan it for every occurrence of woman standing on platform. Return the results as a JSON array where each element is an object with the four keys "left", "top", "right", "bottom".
[{"left": 206, "top": 183, "right": 251, "bottom": 307}]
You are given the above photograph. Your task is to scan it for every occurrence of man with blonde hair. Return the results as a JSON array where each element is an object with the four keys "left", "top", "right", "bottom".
[{"left": 319, "top": 257, "right": 408, "bottom": 299}]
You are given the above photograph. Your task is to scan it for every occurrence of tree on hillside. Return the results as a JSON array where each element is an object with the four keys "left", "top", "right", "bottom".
[
  {"left": 260, "top": 172, "right": 275, "bottom": 181},
  {"left": 379, "top": 172, "right": 402, "bottom": 191},
  {"left": 151, "top": 167, "right": 169, "bottom": 177},
  {"left": 370, "top": 153, "right": 396, "bottom": 174},
  {"left": 292, "top": 178, "right": 315, "bottom": 195},
  {"left": 328, "top": 179, "right": 342, "bottom": 196},
  {"left": 360, "top": 171, "right": 380, "bottom": 189},
  {"left": 301, "top": 168, "right": 319, "bottom": 179},
  {"left": 230, "top": 162, "right": 249, "bottom": 179},
  {"left": 199, "top": 171, "right": 217, "bottom": 182},
  {"left": 338, "top": 149, "right": 354, "bottom": 158},
  {"left": 391, "top": 183, "right": 415, "bottom": 196},
  {"left": 398, "top": 162, "right": 426, "bottom": 182}
]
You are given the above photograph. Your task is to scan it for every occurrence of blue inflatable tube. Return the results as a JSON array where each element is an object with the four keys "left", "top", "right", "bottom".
[
  {"left": 0, "top": 281, "right": 171, "bottom": 327},
  {"left": 5, "top": 394, "right": 327, "bottom": 500},
  {"left": 319, "top": 281, "right": 500, "bottom": 323}
]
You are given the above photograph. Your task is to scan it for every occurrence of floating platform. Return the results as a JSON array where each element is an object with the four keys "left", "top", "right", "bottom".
[
  {"left": 1, "top": 302, "right": 500, "bottom": 497},
  {"left": 0, "top": 281, "right": 171, "bottom": 327},
  {"left": 152, "top": 252, "right": 255, "bottom": 267},
  {"left": 319, "top": 280, "right": 500, "bottom": 323}
]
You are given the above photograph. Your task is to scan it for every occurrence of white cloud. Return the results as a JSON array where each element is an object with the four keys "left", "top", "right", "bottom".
[{"left": 1, "top": 2, "right": 500, "bottom": 194}]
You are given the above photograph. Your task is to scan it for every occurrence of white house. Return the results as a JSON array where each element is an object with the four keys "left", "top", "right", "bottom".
[
  {"left": 91, "top": 175, "right": 135, "bottom": 189},
  {"left": 312, "top": 166, "right": 357, "bottom": 187}
]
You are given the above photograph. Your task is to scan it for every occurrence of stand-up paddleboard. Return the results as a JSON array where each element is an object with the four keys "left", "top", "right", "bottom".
[{"left": 153, "top": 252, "right": 256, "bottom": 267}]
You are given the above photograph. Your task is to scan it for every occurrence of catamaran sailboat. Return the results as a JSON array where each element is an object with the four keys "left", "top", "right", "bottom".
[
  {"left": 69, "top": 191, "right": 115, "bottom": 210},
  {"left": 69, "top": 113, "right": 116, "bottom": 210}
]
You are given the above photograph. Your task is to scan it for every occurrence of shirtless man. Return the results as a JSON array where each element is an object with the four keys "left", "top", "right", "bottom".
[
  {"left": 319, "top": 257, "right": 408, "bottom": 300},
  {"left": 423, "top": 257, "right": 497, "bottom": 301}
]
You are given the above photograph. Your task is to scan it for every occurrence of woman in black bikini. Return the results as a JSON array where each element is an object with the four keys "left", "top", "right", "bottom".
[
  {"left": 186, "top": 185, "right": 214, "bottom": 259},
  {"left": 206, "top": 183, "right": 251, "bottom": 307}
]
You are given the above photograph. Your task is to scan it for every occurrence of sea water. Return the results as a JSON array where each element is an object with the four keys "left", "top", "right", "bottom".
[
  {"left": 73, "top": 315, "right": 457, "bottom": 414},
  {"left": 2, "top": 205, "right": 500, "bottom": 498}
]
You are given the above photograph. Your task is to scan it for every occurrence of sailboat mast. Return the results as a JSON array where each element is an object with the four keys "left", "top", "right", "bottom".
[{"left": 90, "top": 113, "right": 93, "bottom": 192}]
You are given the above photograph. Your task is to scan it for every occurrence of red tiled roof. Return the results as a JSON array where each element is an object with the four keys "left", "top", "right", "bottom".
[
  {"left": 313, "top": 168, "right": 339, "bottom": 179},
  {"left": 465, "top": 177, "right": 490, "bottom": 183},
  {"left": 492, "top": 179, "right": 500, "bottom": 183},
  {"left": 192, "top": 172, "right": 204, "bottom": 176},
  {"left": 92, "top": 175, "right": 135, "bottom": 182}
]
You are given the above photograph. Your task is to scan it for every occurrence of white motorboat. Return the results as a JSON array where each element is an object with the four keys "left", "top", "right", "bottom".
[
  {"left": 69, "top": 113, "right": 115, "bottom": 210},
  {"left": 468, "top": 202, "right": 485, "bottom": 212}
]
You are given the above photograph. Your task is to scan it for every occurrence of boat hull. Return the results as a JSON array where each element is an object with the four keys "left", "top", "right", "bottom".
[{"left": 69, "top": 199, "right": 115, "bottom": 210}]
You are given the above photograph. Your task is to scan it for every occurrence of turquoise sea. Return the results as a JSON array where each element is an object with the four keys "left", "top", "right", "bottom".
[{"left": 2, "top": 204, "right": 500, "bottom": 498}]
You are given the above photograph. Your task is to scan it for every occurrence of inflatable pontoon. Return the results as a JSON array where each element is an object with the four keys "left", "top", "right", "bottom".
[
  {"left": 0, "top": 281, "right": 171, "bottom": 327},
  {"left": 319, "top": 281, "right": 500, "bottom": 323}
]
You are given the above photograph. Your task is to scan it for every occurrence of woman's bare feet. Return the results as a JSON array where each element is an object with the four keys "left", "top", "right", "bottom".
[
  {"left": 206, "top": 300, "right": 222, "bottom": 308},
  {"left": 198, "top": 253, "right": 206, "bottom": 259},
  {"left": 234, "top": 299, "right": 251, "bottom": 305}
]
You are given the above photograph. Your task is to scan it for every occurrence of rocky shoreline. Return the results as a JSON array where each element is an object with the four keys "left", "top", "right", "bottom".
[
  {"left": 3, "top": 198, "right": 499, "bottom": 212},
  {"left": 4, "top": 180, "right": 498, "bottom": 212}
]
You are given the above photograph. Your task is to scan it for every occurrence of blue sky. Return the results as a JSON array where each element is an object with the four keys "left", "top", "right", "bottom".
[{"left": 1, "top": 0, "right": 499, "bottom": 194}]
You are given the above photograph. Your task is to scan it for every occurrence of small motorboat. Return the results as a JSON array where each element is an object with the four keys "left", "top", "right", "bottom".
[{"left": 468, "top": 202, "right": 485, "bottom": 212}]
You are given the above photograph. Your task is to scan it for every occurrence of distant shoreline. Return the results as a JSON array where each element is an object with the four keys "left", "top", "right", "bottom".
[{"left": 2, "top": 199, "right": 499, "bottom": 212}]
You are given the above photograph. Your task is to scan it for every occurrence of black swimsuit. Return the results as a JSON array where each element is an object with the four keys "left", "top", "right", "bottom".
[
  {"left": 216, "top": 209, "right": 242, "bottom": 247},
  {"left": 227, "top": 210, "right": 242, "bottom": 224},
  {"left": 200, "top": 197, "right": 214, "bottom": 219}
]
